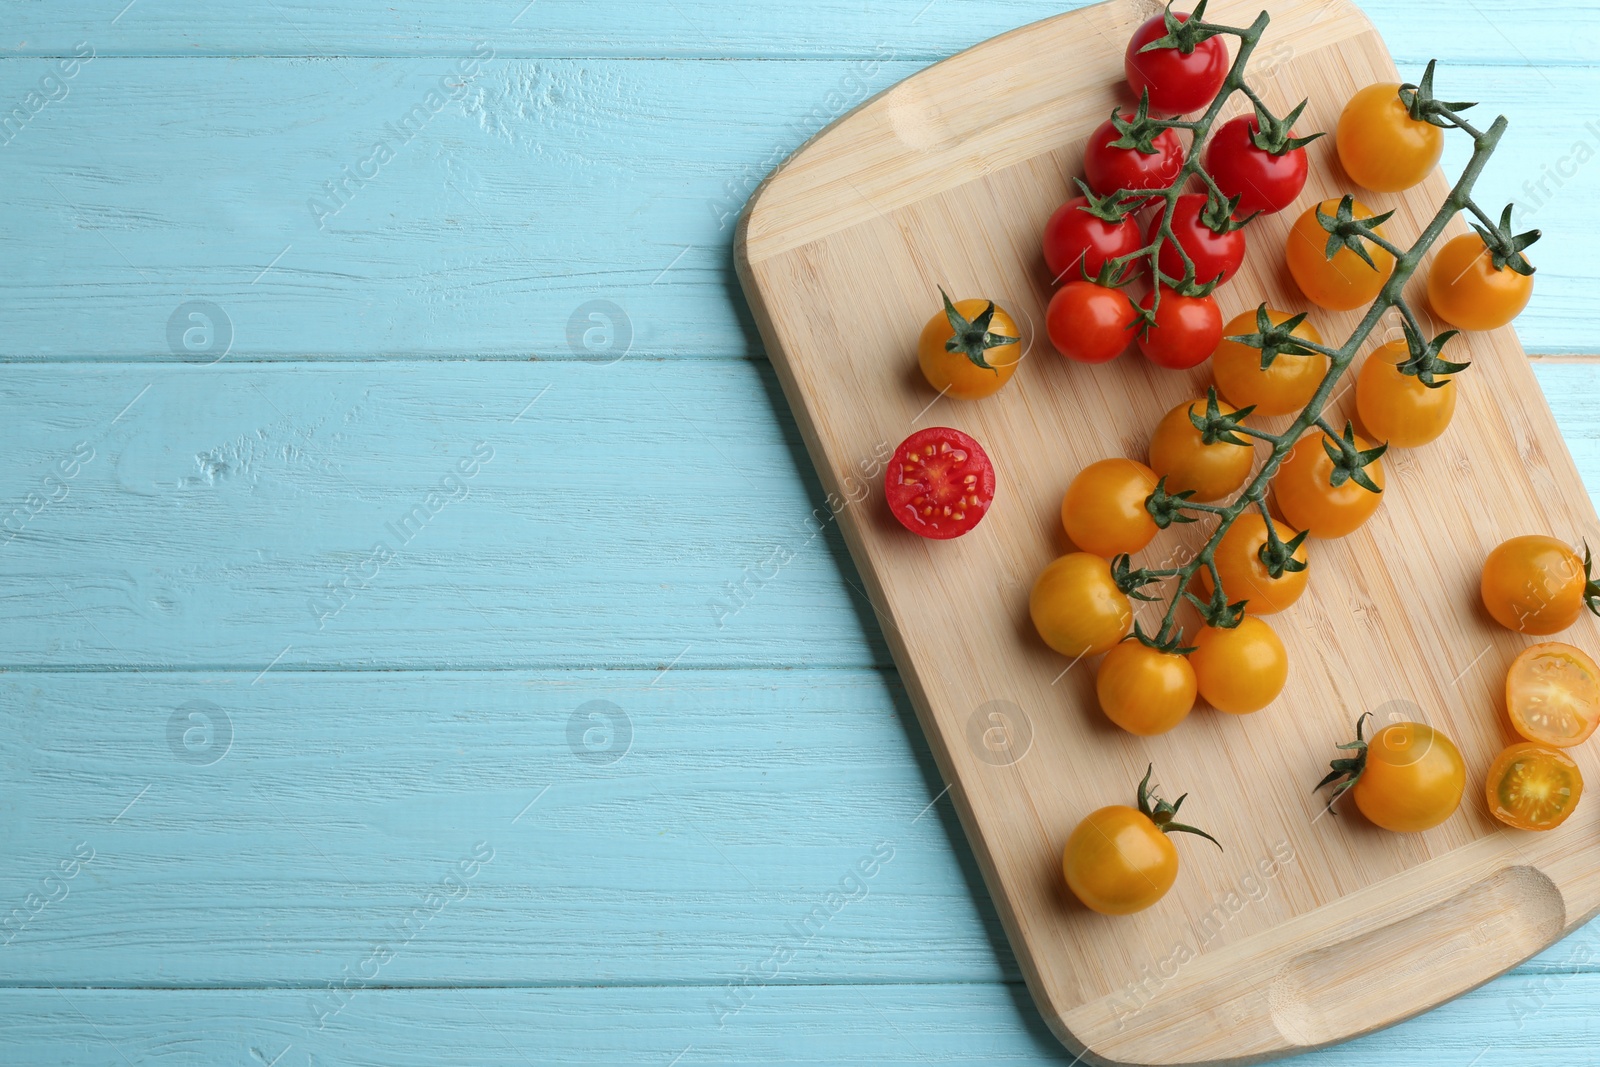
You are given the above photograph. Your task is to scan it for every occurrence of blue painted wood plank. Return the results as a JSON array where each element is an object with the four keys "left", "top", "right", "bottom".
[
  {"left": 0, "top": 0, "right": 1592, "bottom": 63},
  {"left": 0, "top": 668, "right": 1010, "bottom": 986},
  {"left": 0, "top": 360, "right": 888, "bottom": 669},
  {"left": 5, "top": 664, "right": 1600, "bottom": 992},
  {"left": 0, "top": 59, "right": 1594, "bottom": 360},
  {"left": 0, "top": 360, "right": 1594, "bottom": 671},
  {"left": 1, "top": 973, "right": 1597, "bottom": 1066}
]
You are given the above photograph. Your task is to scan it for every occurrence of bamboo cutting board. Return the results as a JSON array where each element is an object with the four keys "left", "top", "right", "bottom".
[{"left": 735, "top": 0, "right": 1600, "bottom": 1062}]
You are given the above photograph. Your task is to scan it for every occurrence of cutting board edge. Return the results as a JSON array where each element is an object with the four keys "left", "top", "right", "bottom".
[{"left": 732, "top": 1, "right": 1593, "bottom": 1062}]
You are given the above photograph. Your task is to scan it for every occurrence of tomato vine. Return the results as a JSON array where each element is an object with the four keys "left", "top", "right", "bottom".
[{"left": 1092, "top": 3, "right": 1540, "bottom": 650}]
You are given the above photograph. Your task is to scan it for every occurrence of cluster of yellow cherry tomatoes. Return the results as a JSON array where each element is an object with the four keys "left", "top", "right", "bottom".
[
  {"left": 883, "top": 5, "right": 1571, "bottom": 916},
  {"left": 1320, "top": 541, "right": 1600, "bottom": 839}
]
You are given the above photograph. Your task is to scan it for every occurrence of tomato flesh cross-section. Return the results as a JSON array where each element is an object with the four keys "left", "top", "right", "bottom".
[
  {"left": 884, "top": 427, "right": 996, "bottom": 540},
  {"left": 1486, "top": 742, "right": 1584, "bottom": 831},
  {"left": 1506, "top": 642, "right": 1600, "bottom": 747}
]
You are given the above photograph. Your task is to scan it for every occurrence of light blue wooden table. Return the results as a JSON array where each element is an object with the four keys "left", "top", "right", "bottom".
[{"left": 2, "top": 1, "right": 1598, "bottom": 1062}]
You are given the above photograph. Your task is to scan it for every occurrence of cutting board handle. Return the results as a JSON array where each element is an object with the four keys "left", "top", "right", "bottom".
[
  {"left": 1067, "top": 863, "right": 1566, "bottom": 1062},
  {"left": 1265, "top": 865, "right": 1564, "bottom": 1046}
]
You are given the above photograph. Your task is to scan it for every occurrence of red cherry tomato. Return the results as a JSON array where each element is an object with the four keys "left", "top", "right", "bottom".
[
  {"left": 1047, "top": 281, "right": 1139, "bottom": 364},
  {"left": 1149, "top": 193, "right": 1246, "bottom": 287},
  {"left": 884, "top": 427, "right": 996, "bottom": 540},
  {"left": 1042, "top": 197, "right": 1144, "bottom": 284},
  {"left": 1084, "top": 114, "right": 1186, "bottom": 202},
  {"left": 1124, "top": 13, "right": 1228, "bottom": 116},
  {"left": 1204, "top": 115, "right": 1312, "bottom": 216},
  {"left": 1136, "top": 288, "right": 1222, "bottom": 370}
]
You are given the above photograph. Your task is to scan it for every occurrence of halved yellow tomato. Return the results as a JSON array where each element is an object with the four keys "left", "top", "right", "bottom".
[
  {"left": 1485, "top": 742, "right": 1583, "bottom": 831},
  {"left": 1506, "top": 642, "right": 1600, "bottom": 748}
]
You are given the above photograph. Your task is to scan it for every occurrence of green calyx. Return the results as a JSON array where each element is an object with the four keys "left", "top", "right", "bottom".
[
  {"left": 1110, "top": 553, "right": 1166, "bottom": 603},
  {"left": 1321, "top": 421, "right": 1387, "bottom": 494},
  {"left": 1138, "top": 0, "right": 1220, "bottom": 57},
  {"left": 1315, "top": 713, "right": 1373, "bottom": 814},
  {"left": 1106, "top": 91, "right": 1170, "bottom": 155},
  {"left": 1145, "top": 476, "right": 1200, "bottom": 530},
  {"left": 1074, "top": 178, "right": 1141, "bottom": 223},
  {"left": 1472, "top": 203, "right": 1540, "bottom": 276},
  {"left": 1128, "top": 620, "right": 1196, "bottom": 655},
  {"left": 1082, "top": 254, "right": 1139, "bottom": 289},
  {"left": 1257, "top": 520, "right": 1308, "bottom": 579},
  {"left": 939, "top": 287, "right": 1017, "bottom": 372},
  {"left": 1316, "top": 196, "right": 1396, "bottom": 271},
  {"left": 1248, "top": 97, "right": 1323, "bottom": 156},
  {"left": 1185, "top": 583, "right": 1248, "bottom": 629},
  {"left": 1200, "top": 190, "right": 1254, "bottom": 235},
  {"left": 1583, "top": 543, "right": 1600, "bottom": 619},
  {"left": 1156, "top": 260, "right": 1223, "bottom": 299},
  {"left": 1188, "top": 387, "right": 1256, "bottom": 446},
  {"left": 1137, "top": 764, "right": 1222, "bottom": 847},
  {"left": 1395, "top": 317, "right": 1468, "bottom": 388},
  {"left": 1226, "top": 304, "right": 1316, "bottom": 371},
  {"left": 1399, "top": 60, "right": 1476, "bottom": 129}
]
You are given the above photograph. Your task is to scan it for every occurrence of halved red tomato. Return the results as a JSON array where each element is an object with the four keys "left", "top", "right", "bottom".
[{"left": 885, "top": 427, "right": 996, "bottom": 539}]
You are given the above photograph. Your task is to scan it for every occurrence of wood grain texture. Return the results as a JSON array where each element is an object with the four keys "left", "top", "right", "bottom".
[
  {"left": 5, "top": 976, "right": 1597, "bottom": 1067},
  {"left": 7, "top": 665, "right": 1600, "bottom": 999},
  {"left": 0, "top": 361, "right": 1594, "bottom": 673},
  {"left": 0, "top": 668, "right": 1002, "bottom": 986},
  {"left": 0, "top": 58, "right": 1595, "bottom": 360},
  {"left": 0, "top": 361, "right": 888, "bottom": 669},
  {"left": 739, "top": 0, "right": 1600, "bottom": 1061},
  {"left": 2, "top": 0, "right": 1598, "bottom": 1063},
  {"left": 0, "top": 0, "right": 1590, "bottom": 61}
]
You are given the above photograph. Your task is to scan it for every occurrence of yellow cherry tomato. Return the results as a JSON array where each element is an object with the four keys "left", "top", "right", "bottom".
[
  {"left": 1506, "top": 642, "right": 1600, "bottom": 748},
  {"left": 1212, "top": 309, "right": 1328, "bottom": 416},
  {"left": 1147, "top": 397, "right": 1255, "bottom": 502},
  {"left": 1481, "top": 535, "right": 1598, "bottom": 636},
  {"left": 1029, "top": 553, "right": 1133, "bottom": 658},
  {"left": 1063, "top": 805, "right": 1176, "bottom": 915},
  {"left": 1199, "top": 513, "right": 1308, "bottom": 615},
  {"left": 1286, "top": 199, "right": 1396, "bottom": 311},
  {"left": 1356, "top": 339, "right": 1457, "bottom": 448},
  {"left": 1096, "top": 641, "right": 1196, "bottom": 736},
  {"left": 1486, "top": 741, "right": 1583, "bottom": 831},
  {"left": 1335, "top": 82, "right": 1444, "bottom": 192},
  {"left": 917, "top": 297, "right": 1022, "bottom": 399},
  {"left": 1273, "top": 429, "right": 1386, "bottom": 539},
  {"left": 1062, "top": 766, "right": 1218, "bottom": 915},
  {"left": 1062, "top": 458, "right": 1159, "bottom": 558},
  {"left": 1190, "top": 616, "right": 1288, "bottom": 714},
  {"left": 1322, "top": 716, "right": 1464, "bottom": 832},
  {"left": 1426, "top": 233, "right": 1534, "bottom": 332}
]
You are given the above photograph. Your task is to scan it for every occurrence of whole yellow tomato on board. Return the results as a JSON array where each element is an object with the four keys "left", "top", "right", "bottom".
[
  {"left": 1336, "top": 82, "right": 1443, "bottom": 192},
  {"left": 1190, "top": 616, "right": 1288, "bottom": 714},
  {"left": 917, "top": 292, "right": 1022, "bottom": 399},
  {"left": 1427, "top": 232, "right": 1534, "bottom": 332},
  {"left": 1096, "top": 641, "right": 1196, "bottom": 736},
  {"left": 1147, "top": 396, "right": 1255, "bottom": 502},
  {"left": 1062, "top": 459, "right": 1159, "bottom": 558},
  {"left": 1286, "top": 198, "right": 1395, "bottom": 311},
  {"left": 1356, "top": 339, "right": 1457, "bottom": 448},
  {"left": 1198, "top": 513, "right": 1309, "bottom": 615},
  {"left": 1273, "top": 429, "right": 1386, "bottom": 539},
  {"left": 1480, "top": 536, "right": 1599, "bottom": 636},
  {"left": 1062, "top": 766, "right": 1219, "bottom": 915},
  {"left": 1211, "top": 308, "right": 1328, "bottom": 417},
  {"left": 1029, "top": 553, "right": 1133, "bottom": 659},
  {"left": 1318, "top": 715, "right": 1464, "bottom": 832}
]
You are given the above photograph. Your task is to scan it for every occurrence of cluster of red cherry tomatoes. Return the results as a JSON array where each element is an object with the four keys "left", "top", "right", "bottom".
[{"left": 880, "top": 4, "right": 1566, "bottom": 916}]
